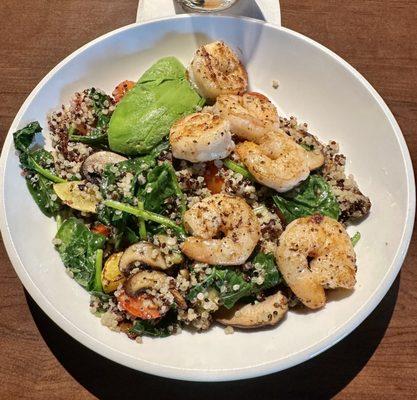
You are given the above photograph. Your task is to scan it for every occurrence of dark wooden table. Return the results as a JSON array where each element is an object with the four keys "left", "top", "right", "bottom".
[{"left": 0, "top": 1, "right": 416, "bottom": 399}]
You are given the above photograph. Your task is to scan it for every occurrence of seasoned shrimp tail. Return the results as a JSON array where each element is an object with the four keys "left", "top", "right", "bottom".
[
  {"left": 181, "top": 194, "right": 260, "bottom": 265},
  {"left": 276, "top": 215, "right": 356, "bottom": 309},
  {"left": 170, "top": 112, "right": 234, "bottom": 162},
  {"left": 189, "top": 41, "right": 248, "bottom": 101}
]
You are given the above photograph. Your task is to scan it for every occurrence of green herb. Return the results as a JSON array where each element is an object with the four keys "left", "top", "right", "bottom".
[
  {"left": 129, "top": 311, "right": 177, "bottom": 338},
  {"left": 188, "top": 252, "right": 281, "bottom": 309},
  {"left": 223, "top": 159, "right": 254, "bottom": 181},
  {"left": 104, "top": 200, "right": 187, "bottom": 239},
  {"left": 351, "top": 231, "right": 361, "bottom": 246},
  {"left": 13, "top": 122, "right": 64, "bottom": 217},
  {"left": 54, "top": 218, "right": 106, "bottom": 290},
  {"left": 272, "top": 175, "right": 340, "bottom": 223}
]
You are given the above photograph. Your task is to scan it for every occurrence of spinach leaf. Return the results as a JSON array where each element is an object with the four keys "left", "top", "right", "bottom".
[
  {"left": 141, "top": 162, "right": 185, "bottom": 214},
  {"left": 129, "top": 311, "right": 177, "bottom": 338},
  {"left": 188, "top": 252, "right": 281, "bottom": 309},
  {"left": 91, "top": 249, "right": 104, "bottom": 293},
  {"left": 90, "top": 291, "right": 112, "bottom": 303},
  {"left": 55, "top": 218, "right": 106, "bottom": 290},
  {"left": 13, "top": 122, "right": 64, "bottom": 217},
  {"left": 223, "top": 159, "right": 254, "bottom": 181},
  {"left": 13, "top": 121, "right": 40, "bottom": 162},
  {"left": 88, "top": 88, "right": 112, "bottom": 129},
  {"left": 98, "top": 142, "right": 170, "bottom": 246},
  {"left": 69, "top": 130, "right": 108, "bottom": 145},
  {"left": 26, "top": 174, "right": 61, "bottom": 217},
  {"left": 69, "top": 88, "right": 113, "bottom": 146},
  {"left": 272, "top": 174, "right": 340, "bottom": 223}
]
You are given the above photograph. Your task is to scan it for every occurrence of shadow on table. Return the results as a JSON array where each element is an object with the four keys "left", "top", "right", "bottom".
[{"left": 26, "top": 276, "right": 400, "bottom": 400}]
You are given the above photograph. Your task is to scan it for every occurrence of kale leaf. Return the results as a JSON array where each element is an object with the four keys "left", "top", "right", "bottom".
[
  {"left": 13, "top": 122, "right": 63, "bottom": 217},
  {"left": 272, "top": 174, "right": 340, "bottom": 223},
  {"left": 188, "top": 252, "right": 281, "bottom": 309},
  {"left": 55, "top": 218, "right": 106, "bottom": 290}
]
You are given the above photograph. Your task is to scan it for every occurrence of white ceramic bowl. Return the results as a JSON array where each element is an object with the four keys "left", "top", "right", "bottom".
[{"left": 0, "top": 15, "right": 415, "bottom": 382}]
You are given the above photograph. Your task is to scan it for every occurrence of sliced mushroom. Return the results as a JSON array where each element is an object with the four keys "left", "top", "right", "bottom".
[
  {"left": 124, "top": 270, "right": 168, "bottom": 296},
  {"left": 215, "top": 291, "right": 288, "bottom": 329},
  {"left": 82, "top": 151, "right": 127, "bottom": 182},
  {"left": 119, "top": 242, "right": 183, "bottom": 274},
  {"left": 124, "top": 270, "right": 187, "bottom": 310}
]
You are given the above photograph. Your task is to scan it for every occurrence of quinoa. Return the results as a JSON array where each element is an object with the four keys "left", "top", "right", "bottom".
[
  {"left": 31, "top": 72, "right": 371, "bottom": 343},
  {"left": 322, "top": 143, "right": 371, "bottom": 222},
  {"left": 224, "top": 326, "right": 235, "bottom": 335}
]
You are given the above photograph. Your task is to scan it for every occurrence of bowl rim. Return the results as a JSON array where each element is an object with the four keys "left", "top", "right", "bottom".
[{"left": 0, "top": 14, "right": 415, "bottom": 382}]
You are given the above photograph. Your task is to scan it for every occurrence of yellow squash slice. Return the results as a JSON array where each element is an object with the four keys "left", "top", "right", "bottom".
[
  {"left": 53, "top": 180, "right": 100, "bottom": 213},
  {"left": 102, "top": 252, "right": 125, "bottom": 294}
]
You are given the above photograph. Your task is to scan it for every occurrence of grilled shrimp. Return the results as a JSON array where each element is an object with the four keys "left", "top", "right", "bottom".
[
  {"left": 169, "top": 112, "right": 234, "bottom": 162},
  {"left": 210, "top": 92, "right": 279, "bottom": 141},
  {"left": 276, "top": 215, "right": 356, "bottom": 309},
  {"left": 181, "top": 194, "right": 260, "bottom": 265},
  {"left": 235, "top": 130, "right": 311, "bottom": 192},
  {"left": 211, "top": 92, "right": 324, "bottom": 170},
  {"left": 189, "top": 41, "right": 248, "bottom": 101}
]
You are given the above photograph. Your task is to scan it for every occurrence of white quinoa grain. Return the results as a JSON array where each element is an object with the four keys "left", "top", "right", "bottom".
[{"left": 224, "top": 326, "right": 235, "bottom": 335}]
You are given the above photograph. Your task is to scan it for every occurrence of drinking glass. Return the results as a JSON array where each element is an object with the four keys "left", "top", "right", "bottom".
[{"left": 178, "top": 0, "right": 239, "bottom": 12}]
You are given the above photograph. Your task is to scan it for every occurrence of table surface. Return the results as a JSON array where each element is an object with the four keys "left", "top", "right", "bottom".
[{"left": 0, "top": 1, "right": 416, "bottom": 399}]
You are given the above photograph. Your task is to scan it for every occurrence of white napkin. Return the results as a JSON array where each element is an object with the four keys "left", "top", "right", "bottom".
[{"left": 136, "top": 0, "right": 281, "bottom": 25}]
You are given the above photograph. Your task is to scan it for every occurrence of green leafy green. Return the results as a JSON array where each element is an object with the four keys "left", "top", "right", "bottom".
[
  {"left": 272, "top": 175, "right": 340, "bottom": 223},
  {"left": 351, "top": 231, "right": 361, "bottom": 246},
  {"left": 91, "top": 249, "right": 104, "bottom": 292},
  {"left": 188, "top": 252, "right": 281, "bottom": 309},
  {"left": 28, "top": 149, "right": 65, "bottom": 183},
  {"left": 108, "top": 57, "right": 205, "bottom": 155},
  {"left": 13, "top": 122, "right": 40, "bottom": 159},
  {"left": 54, "top": 218, "right": 106, "bottom": 290},
  {"left": 137, "top": 201, "right": 147, "bottom": 240},
  {"left": 90, "top": 291, "right": 112, "bottom": 302},
  {"left": 69, "top": 130, "right": 108, "bottom": 145},
  {"left": 129, "top": 311, "right": 177, "bottom": 338},
  {"left": 141, "top": 164, "right": 176, "bottom": 212},
  {"left": 69, "top": 88, "right": 112, "bottom": 146},
  {"left": 13, "top": 122, "right": 64, "bottom": 217},
  {"left": 223, "top": 159, "right": 254, "bottom": 181},
  {"left": 140, "top": 162, "right": 185, "bottom": 215},
  {"left": 98, "top": 142, "right": 169, "bottom": 247},
  {"left": 104, "top": 200, "right": 186, "bottom": 240}
]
